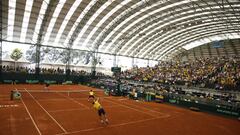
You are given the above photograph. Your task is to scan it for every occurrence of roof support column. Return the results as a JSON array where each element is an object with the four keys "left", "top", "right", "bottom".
[
  {"left": 230, "top": 40, "right": 238, "bottom": 56},
  {"left": 132, "top": 57, "right": 135, "bottom": 68},
  {"left": 0, "top": 41, "right": 1, "bottom": 81},
  {"left": 193, "top": 48, "right": 196, "bottom": 60},
  {"left": 222, "top": 41, "right": 228, "bottom": 57},
  {"left": 113, "top": 54, "right": 117, "bottom": 67},
  {"left": 91, "top": 51, "right": 98, "bottom": 78},
  {"left": 35, "top": 0, "right": 58, "bottom": 75},
  {"left": 65, "top": 47, "right": 71, "bottom": 79},
  {"left": 207, "top": 43, "right": 212, "bottom": 57},
  {"left": 216, "top": 47, "right": 220, "bottom": 57},
  {"left": 0, "top": 0, "right": 3, "bottom": 76},
  {"left": 199, "top": 46, "right": 204, "bottom": 58},
  {"left": 35, "top": 44, "right": 40, "bottom": 74}
]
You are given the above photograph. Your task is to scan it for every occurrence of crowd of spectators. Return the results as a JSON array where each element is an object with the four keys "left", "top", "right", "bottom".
[
  {"left": 41, "top": 67, "right": 65, "bottom": 74},
  {"left": 90, "top": 78, "right": 238, "bottom": 105},
  {"left": 1, "top": 65, "right": 110, "bottom": 78},
  {"left": 121, "top": 56, "right": 240, "bottom": 91},
  {"left": 2, "top": 56, "right": 240, "bottom": 91},
  {"left": 2, "top": 65, "right": 35, "bottom": 73},
  {"left": 1, "top": 65, "right": 92, "bottom": 76}
]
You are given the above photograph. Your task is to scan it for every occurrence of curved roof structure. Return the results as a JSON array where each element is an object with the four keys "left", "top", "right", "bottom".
[
  {"left": 179, "top": 38, "right": 240, "bottom": 60},
  {"left": 1, "top": 0, "right": 240, "bottom": 61}
]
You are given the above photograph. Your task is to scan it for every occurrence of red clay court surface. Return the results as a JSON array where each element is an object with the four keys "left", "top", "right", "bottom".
[{"left": 0, "top": 84, "right": 240, "bottom": 135}]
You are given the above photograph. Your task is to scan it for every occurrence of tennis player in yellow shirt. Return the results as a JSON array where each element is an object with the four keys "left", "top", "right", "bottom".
[
  {"left": 92, "top": 98, "right": 109, "bottom": 124},
  {"left": 88, "top": 90, "right": 95, "bottom": 101}
]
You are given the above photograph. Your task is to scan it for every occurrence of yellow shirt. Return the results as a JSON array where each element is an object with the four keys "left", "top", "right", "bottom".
[
  {"left": 93, "top": 101, "right": 102, "bottom": 110},
  {"left": 89, "top": 91, "right": 94, "bottom": 96}
]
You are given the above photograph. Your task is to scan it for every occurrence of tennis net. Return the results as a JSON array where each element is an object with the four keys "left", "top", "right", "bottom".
[{"left": 11, "top": 89, "right": 106, "bottom": 100}]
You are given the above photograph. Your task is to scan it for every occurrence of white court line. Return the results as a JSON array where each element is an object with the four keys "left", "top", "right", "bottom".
[
  {"left": 49, "top": 106, "right": 107, "bottom": 113},
  {"left": 24, "top": 88, "right": 67, "bottom": 134},
  {"left": 103, "top": 98, "right": 159, "bottom": 117},
  {"left": 105, "top": 98, "right": 169, "bottom": 116},
  {"left": 49, "top": 105, "right": 119, "bottom": 113},
  {"left": 48, "top": 108, "right": 88, "bottom": 113},
  {"left": 112, "top": 99, "right": 166, "bottom": 115},
  {"left": 16, "top": 89, "right": 103, "bottom": 92},
  {"left": 37, "top": 96, "right": 110, "bottom": 102},
  {"left": 56, "top": 92, "right": 90, "bottom": 109},
  {"left": 76, "top": 96, "right": 114, "bottom": 99},
  {"left": 0, "top": 95, "right": 9, "bottom": 97},
  {"left": 15, "top": 88, "right": 42, "bottom": 135},
  {"left": 118, "top": 98, "right": 128, "bottom": 101},
  {"left": 56, "top": 114, "right": 170, "bottom": 135},
  {"left": 38, "top": 98, "right": 69, "bottom": 101}
]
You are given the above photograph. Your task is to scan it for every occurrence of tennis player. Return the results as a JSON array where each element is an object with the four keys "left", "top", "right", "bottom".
[
  {"left": 92, "top": 98, "right": 109, "bottom": 124},
  {"left": 45, "top": 83, "right": 50, "bottom": 91},
  {"left": 88, "top": 90, "right": 95, "bottom": 101}
]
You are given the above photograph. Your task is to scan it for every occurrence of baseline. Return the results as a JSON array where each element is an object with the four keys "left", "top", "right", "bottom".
[{"left": 56, "top": 114, "right": 170, "bottom": 135}]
